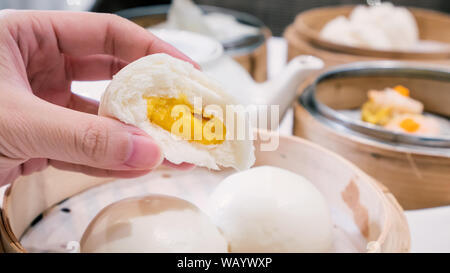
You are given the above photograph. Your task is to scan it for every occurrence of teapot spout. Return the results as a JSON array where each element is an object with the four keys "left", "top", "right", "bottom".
[{"left": 255, "top": 55, "right": 324, "bottom": 119}]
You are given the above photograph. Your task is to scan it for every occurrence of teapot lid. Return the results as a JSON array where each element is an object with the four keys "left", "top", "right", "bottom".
[{"left": 151, "top": 29, "right": 224, "bottom": 66}]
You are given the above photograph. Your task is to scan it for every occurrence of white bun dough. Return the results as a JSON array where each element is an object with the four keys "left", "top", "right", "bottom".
[
  {"left": 99, "top": 53, "right": 255, "bottom": 170},
  {"left": 81, "top": 195, "right": 228, "bottom": 253},
  {"left": 208, "top": 166, "right": 333, "bottom": 253},
  {"left": 320, "top": 3, "right": 419, "bottom": 51}
]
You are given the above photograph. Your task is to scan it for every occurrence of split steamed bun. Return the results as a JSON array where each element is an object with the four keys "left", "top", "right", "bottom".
[
  {"left": 99, "top": 53, "right": 255, "bottom": 170},
  {"left": 80, "top": 195, "right": 228, "bottom": 253},
  {"left": 208, "top": 166, "right": 333, "bottom": 253}
]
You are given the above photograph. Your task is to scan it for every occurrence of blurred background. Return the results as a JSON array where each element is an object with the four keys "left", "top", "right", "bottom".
[{"left": 1, "top": 0, "right": 448, "bottom": 35}]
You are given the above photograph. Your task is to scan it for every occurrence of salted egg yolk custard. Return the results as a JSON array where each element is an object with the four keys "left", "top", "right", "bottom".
[
  {"left": 144, "top": 94, "right": 226, "bottom": 145},
  {"left": 99, "top": 53, "right": 255, "bottom": 171}
]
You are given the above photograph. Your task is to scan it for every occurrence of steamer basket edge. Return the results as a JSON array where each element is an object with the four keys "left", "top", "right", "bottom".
[
  {"left": 293, "top": 65, "right": 450, "bottom": 210},
  {"left": 292, "top": 5, "right": 450, "bottom": 60},
  {"left": 0, "top": 133, "right": 410, "bottom": 253},
  {"left": 284, "top": 25, "right": 450, "bottom": 69},
  {"left": 294, "top": 100, "right": 450, "bottom": 210}
]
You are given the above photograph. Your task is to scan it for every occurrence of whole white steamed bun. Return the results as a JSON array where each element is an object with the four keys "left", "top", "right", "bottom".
[
  {"left": 320, "top": 2, "right": 419, "bottom": 51},
  {"left": 81, "top": 195, "right": 228, "bottom": 253},
  {"left": 208, "top": 166, "right": 333, "bottom": 253}
]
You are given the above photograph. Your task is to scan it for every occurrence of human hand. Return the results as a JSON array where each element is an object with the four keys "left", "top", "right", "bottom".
[{"left": 0, "top": 10, "right": 196, "bottom": 186}]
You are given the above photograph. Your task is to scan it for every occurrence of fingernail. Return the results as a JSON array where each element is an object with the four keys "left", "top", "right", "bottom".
[{"left": 125, "top": 135, "right": 163, "bottom": 169}]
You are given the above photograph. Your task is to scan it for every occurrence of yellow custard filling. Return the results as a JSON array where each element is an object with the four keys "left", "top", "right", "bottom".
[
  {"left": 145, "top": 94, "right": 226, "bottom": 145},
  {"left": 361, "top": 101, "right": 392, "bottom": 126}
]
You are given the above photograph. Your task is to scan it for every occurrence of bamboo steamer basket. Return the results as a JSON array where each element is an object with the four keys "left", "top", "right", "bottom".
[
  {"left": 0, "top": 132, "right": 409, "bottom": 253},
  {"left": 285, "top": 6, "right": 450, "bottom": 67},
  {"left": 295, "top": 62, "right": 450, "bottom": 210},
  {"left": 117, "top": 4, "right": 270, "bottom": 82}
]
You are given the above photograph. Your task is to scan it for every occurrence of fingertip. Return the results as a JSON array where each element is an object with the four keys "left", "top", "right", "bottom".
[
  {"left": 168, "top": 49, "right": 201, "bottom": 70},
  {"left": 146, "top": 33, "right": 201, "bottom": 70},
  {"left": 192, "top": 62, "right": 201, "bottom": 70}
]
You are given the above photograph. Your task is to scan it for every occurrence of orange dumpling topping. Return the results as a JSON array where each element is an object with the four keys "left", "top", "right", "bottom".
[
  {"left": 399, "top": 118, "right": 420, "bottom": 133},
  {"left": 393, "top": 85, "right": 410, "bottom": 97}
]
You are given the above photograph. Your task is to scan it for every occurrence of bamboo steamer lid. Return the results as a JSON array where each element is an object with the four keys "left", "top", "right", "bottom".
[
  {"left": 295, "top": 62, "right": 450, "bottom": 210},
  {"left": 285, "top": 6, "right": 450, "bottom": 66},
  {"left": 0, "top": 131, "right": 410, "bottom": 253}
]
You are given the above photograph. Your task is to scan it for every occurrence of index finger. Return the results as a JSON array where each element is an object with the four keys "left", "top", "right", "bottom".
[{"left": 40, "top": 11, "right": 198, "bottom": 67}]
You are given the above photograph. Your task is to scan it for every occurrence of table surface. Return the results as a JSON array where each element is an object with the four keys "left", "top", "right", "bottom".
[{"left": 1, "top": 37, "right": 449, "bottom": 253}]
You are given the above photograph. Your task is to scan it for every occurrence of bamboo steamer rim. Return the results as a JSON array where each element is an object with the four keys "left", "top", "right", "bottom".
[
  {"left": 1, "top": 189, "right": 25, "bottom": 252},
  {"left": 297, "top": 65, "right": 450, "bottom": 157},
  {"left": 294, "top": 100, "right": 450, "bottom": 210},
  {"left": 1, "top": 176, "right": 113, "bottom": 253},
  {"left": 308, "top": 61, "right": 450, "bottom": 149},
  {"left": 300, "top": 94, "right": 450, "bottom": 158},
  {"left": 284, "top": 24, "right": 380, "bottom": 66},
  {"left": 293, "top": 68, "right": 450, "bottom": 210},
  {"left": 0, "top": 131, "right": 410, "bottom": 253},
  {"left": 293, "top": 5, "right": 450, "bottom": 60},
  {"left": 284, "top": 24, "right": 450, "bottom": 71}
]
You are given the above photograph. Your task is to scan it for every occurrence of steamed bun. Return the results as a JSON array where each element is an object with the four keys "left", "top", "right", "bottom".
[
  {"left": 208, "top": 166, "right": 334, "bottom": 253},
  {"left": 80, "top": 195, "right": 228, "bottom": 253},
  {"left": 99, "top": 53, "right": 255, "bottom": 170},
  {"left": 320, "top": 3, "right": 419, "bottom": 51}
]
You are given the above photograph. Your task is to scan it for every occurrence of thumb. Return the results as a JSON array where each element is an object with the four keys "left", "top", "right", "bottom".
[{"left": 14, "top": 98, "right": 163, "bottom": 170}]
